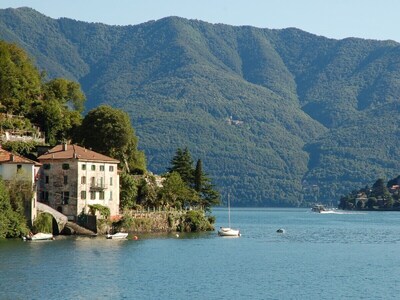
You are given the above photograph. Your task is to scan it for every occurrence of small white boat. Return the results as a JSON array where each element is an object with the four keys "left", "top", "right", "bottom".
[
  {"left": 106, "top": 232, "right": 128, "bottom": 239},
  {"left": 25, "top": 232, "right": 54, "bottom": 241},
  {"left": 218, "top": 193, "right": 241, "bottom": 237},
  {"left": 311, "top": 204, "right": 335, "bottom": 214},
  {"left": 218, "top": 227, "right": 241, "bottom": 237}
]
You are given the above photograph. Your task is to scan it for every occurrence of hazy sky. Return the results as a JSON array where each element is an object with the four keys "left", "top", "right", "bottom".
[{"left": 1, "top": 0, "right": 399, "bottom": 42}]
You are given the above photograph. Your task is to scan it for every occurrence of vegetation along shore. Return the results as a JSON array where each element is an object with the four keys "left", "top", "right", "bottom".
[{"left": 0, "top": 40, "right": 218, "bottom": 238}]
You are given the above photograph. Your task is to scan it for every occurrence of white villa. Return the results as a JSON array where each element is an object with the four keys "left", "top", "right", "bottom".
[
  {"left": 37, "top": 144, "right": 120, "bottom": 221},
  {"left": 0, "top": 146, "right": 41, "bottom": 226}
]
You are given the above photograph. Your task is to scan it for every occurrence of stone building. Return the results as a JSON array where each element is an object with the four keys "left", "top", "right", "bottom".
[
  {"left": 0, "top": 146, "right": 41, "bottom": 226},
  {"left": 37, "top": 144, "right": 120, "bottom": 221}
]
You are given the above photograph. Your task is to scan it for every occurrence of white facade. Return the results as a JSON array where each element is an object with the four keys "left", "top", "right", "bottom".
[
  {"left": 38, "top": 145, "right": 120, "bottom": 221},
  {"left": 76, "top": 161, "right": 120, "bottom": 218}
]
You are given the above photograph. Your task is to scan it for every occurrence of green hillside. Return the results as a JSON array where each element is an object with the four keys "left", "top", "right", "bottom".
[{"left": 1, "top": 7, "right": 400, "bottom": 206}]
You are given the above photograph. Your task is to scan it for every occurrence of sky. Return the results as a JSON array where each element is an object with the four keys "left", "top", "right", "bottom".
[{"left": 1, "top": 0, "right": 400, "bottom": 42}]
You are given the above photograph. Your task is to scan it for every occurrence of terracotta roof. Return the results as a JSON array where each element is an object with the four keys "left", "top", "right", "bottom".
[
  {"left": 0, "top": 147, "right": 41, "bottom": 165},
  {"left": 37, "top": 144, "right": 119, "bottom": 163}
]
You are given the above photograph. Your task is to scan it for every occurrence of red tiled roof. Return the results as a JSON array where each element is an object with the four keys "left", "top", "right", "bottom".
[
  {"left": 0, "top": 147, "right": 41, "bottom": 165},
  {"left": 37, "top": 144, "right": 119, "bottom": 163}
]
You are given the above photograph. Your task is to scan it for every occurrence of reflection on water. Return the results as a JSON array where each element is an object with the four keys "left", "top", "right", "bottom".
[{"left": 2, "top": 208, "right": 400, "bottom": 299}]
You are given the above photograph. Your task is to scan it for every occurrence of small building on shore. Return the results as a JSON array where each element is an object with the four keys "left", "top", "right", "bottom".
[
  {"left": 37, "top": 144, "right": 120, "bottom": 221},
  {"left": 0, "top": 146, "right": 41, "bottom": 226}
]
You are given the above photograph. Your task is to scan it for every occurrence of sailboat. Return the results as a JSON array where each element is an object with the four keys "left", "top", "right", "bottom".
[{"left": 218, "top": 193, "right": 241, "bottom": 237}]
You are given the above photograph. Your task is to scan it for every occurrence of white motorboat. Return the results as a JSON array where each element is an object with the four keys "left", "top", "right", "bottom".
[
  {"left": 25, "top": 232, "right": 54, "bottom": 241},
  {"left": 311, "top": 204, "right": 335, "bottom": 214},
  {"left": 218, "top": 194, "right": 241, "bottom": 237},
  {"left": 106, "top": 232, "right": 128, "bottom": 239}
]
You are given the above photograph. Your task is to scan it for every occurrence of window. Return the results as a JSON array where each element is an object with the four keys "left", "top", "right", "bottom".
[
  {"left": 45, "top": 176, "right": 49, "bottom": 184},
  {"left": 62, "top": 163, "right": 70, "bottom": 170},
  {"left": 42, "top": 191, "right": 49, "bottom": 202},
  {"left": 82, "top": 164, "right": 86, "bottom": 170},
  {"left": 81, "top": 176, "right": 86, "bottom": 184},
  {"left": 81, "top": 191, "right": 86, "bottom": 200},
  {"left": 91, "top": 177, "right": 95, "bottom": 186},
  {"left": 90, "top": 191, "right": 96, "bottom": 200},
  {"left": 110, "top": 177, "right": 113, "bottom": 186},
  {"left": 44, "top": 164, "right": 51, "bottom": 170},
  {"left": 99, "top": 191, "right": 105, "bottom": 200},
  {"left": 110, "top": 191, "right": 113, "bottom": 201},
  {"left": 62, "top": 192, "right": 69, "bottom": 204},
  {"left": 100, "top": 165, "right": 105, "bottom": 171},
  {"left": 64, "top": 176, "right": 68, "bottom": 185},
  {"left": 109, "top": 166, "right": 114, "bottom": 172},
  {"left": 91, "top": 165, "right": 96, "bottom": 171},
  {"left": 17, "top": 165, "right": 22, "bottom": 172}
]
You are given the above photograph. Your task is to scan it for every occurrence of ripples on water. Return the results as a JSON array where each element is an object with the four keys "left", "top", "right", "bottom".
[{"left": 2, "top": 208, "right": 400, "bottom": 299}]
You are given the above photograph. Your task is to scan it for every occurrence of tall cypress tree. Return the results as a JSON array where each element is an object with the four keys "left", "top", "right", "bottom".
[
  {"left": 194, "top": 159, "right": 203, "bottom": 192},
  {"left": 194, "top": 159, "right": 220, "bottom": 210}
]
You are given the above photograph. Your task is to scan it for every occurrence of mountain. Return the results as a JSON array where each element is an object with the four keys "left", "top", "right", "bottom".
[{"left": 1, "top": 7, "right": 400, "bottom": 206}]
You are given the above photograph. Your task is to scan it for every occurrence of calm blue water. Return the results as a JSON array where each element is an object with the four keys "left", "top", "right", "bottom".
[{"left": 2, "top": 208, "right": 400, "bottom": 299}]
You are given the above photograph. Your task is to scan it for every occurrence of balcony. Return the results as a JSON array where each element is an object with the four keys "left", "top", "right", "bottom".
[{"left": 90, "top": 182, "right": 107, "bottom": 191}]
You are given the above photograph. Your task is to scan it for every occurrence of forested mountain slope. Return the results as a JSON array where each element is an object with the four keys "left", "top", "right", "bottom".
[{"left": 1, "top": 7, "right": 400, "bottom": 206}]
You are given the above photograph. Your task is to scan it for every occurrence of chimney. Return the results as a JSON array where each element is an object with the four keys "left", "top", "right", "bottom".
[{"left": 63, "top": 143, "right": 68, "bottom": 151}]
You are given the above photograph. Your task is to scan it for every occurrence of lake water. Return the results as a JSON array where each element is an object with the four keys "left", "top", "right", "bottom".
[{"left": 2, "top": 208, "right": 400, "bottom": 299}]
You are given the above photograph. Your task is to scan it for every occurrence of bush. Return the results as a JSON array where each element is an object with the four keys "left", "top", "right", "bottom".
[
  {"left": 32, "top": 213, "right": 53, "bottom": 233},
  {"left": 177, "top": 210, "right": 214, "bottom": 232}
]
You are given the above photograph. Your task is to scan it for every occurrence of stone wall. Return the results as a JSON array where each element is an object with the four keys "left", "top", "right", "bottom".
[{"left": 117, "top": 211, "right": 184, "bottom": 233}]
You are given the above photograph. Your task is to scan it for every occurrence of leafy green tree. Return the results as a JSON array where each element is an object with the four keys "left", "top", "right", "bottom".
[
  {"left": 76, "top": 105, "right": 146, "bottom": 174},
  {"left": 0, "top": 41, "right": 41, "bottom": 115},
  {"left": 43, "top": 78, "right": 85, "bottom": 113},
  {"left": 158, "top": 172, "right": 199, "bottom": 209},
  {"left": 0, "top": 178, "right": 28, "bottom": 238},
  {"left": 168, "top": 147, "right": 194, "bottom": 185},
  {"left": 137, "top": 176, "right": 159, "bottom": 208},
  {"left": 0, "top": 41, "right": 84, "bottom": 146},
  {"left": 120, "top": 173, "right": 138, "bottom": 210}
]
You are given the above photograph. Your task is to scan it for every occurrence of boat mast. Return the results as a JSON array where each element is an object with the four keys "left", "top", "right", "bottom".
[{"left": 228, "top": 193, "right": 231, "bottom": 228}]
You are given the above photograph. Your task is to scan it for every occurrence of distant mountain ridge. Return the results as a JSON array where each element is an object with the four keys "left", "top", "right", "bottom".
[{"left": 2, "top": 7, "right": 400, "bottom": 206}]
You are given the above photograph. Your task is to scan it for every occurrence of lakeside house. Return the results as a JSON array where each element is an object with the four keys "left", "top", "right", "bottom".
[
  {"left": 0, "top": 146, "right": 41, "bottom": 226},
  {"left": 37, "top": 144, "right": 120, "bottom": 221}
]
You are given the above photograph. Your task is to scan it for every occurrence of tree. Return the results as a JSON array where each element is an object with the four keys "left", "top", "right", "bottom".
[
  {"left": 0, "top": 41, "right": 41, "bottom": 115},
  {"left": 371, "top": 178, "right": 392, "bottom": 201},
  {"left": 194, "top": 159, "right": 203, "bottom": 192},
  {"left": 168, "top": 147, "right": 194, "bottom": 185},
  {"left": 0, "top": 41, "right": 84, "bottom": 146},
  {"left": 194, "top": 159, "right": 220, "bottom": 210},
  {"left": 158, "top": 172, "right": 199, "bottom": 209},
  {"left": 43, "top": 78, "right": 85, "bottom": 113},
  {"left": 76, "top": 105, "right": 146, "bottom": 174},
  {"left": 0, "top": 178, "right": 28, "bottom": 238},
  {"left": 137, "top": 176, "right": 159, "bottom": 208},
  {"left": 120, "top": 173, "right": 138, "bottom": 210}
]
